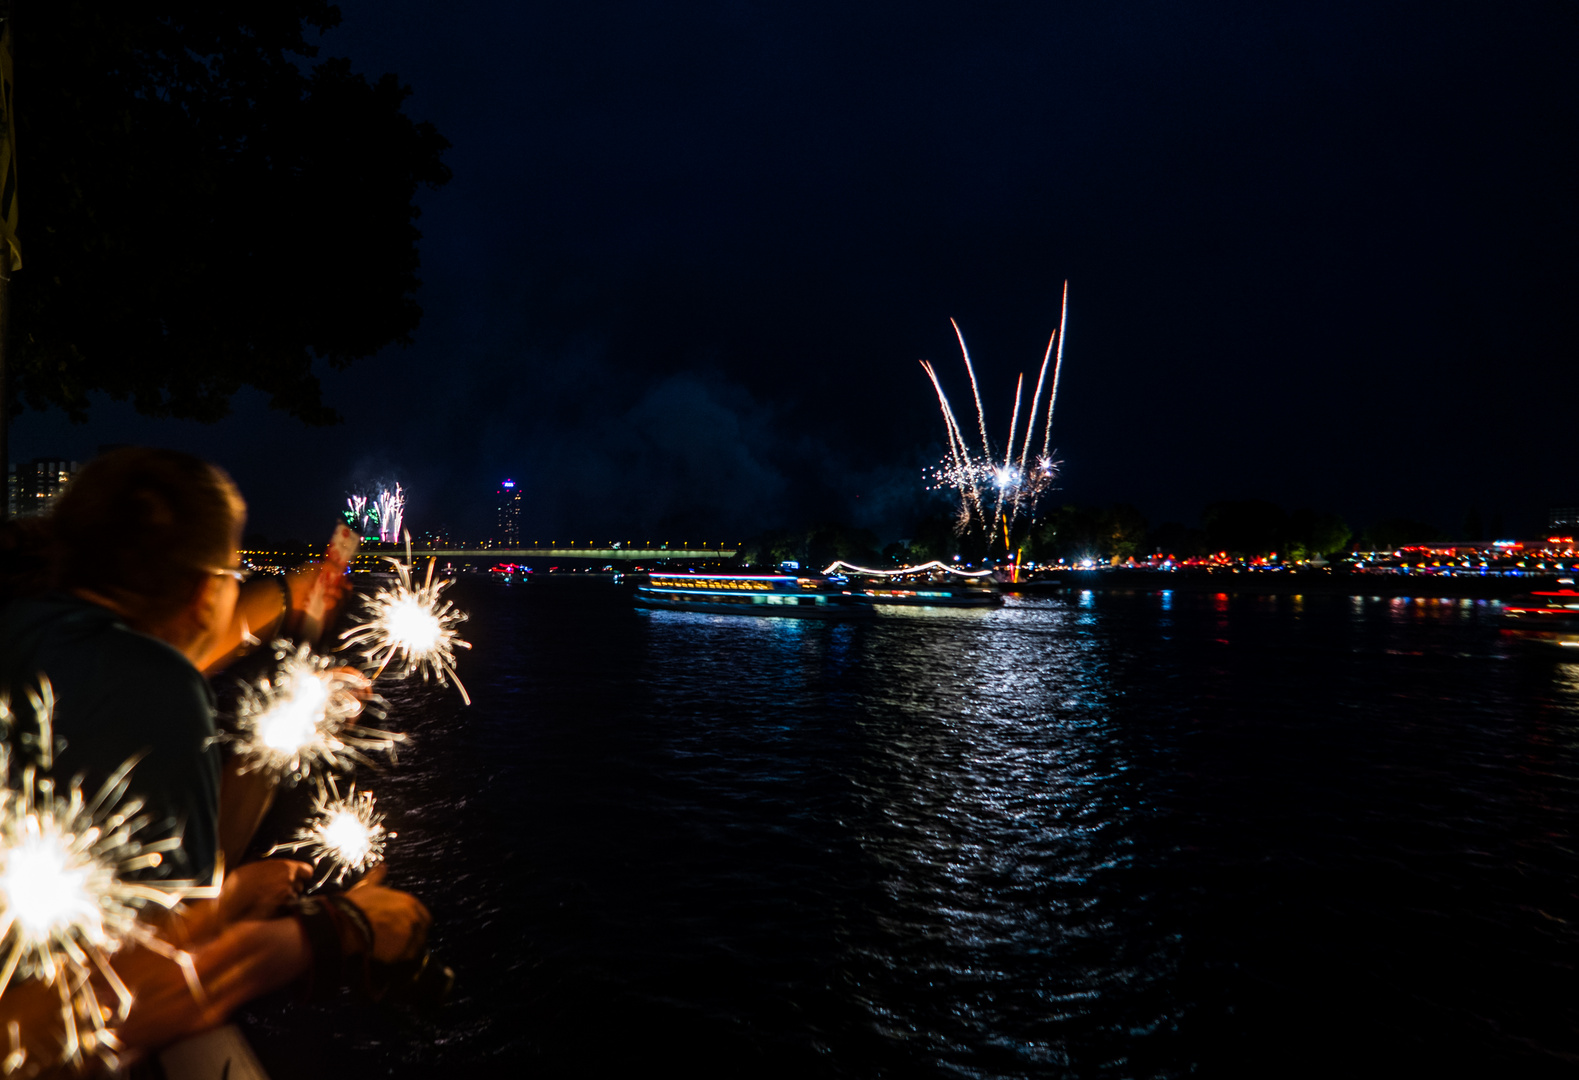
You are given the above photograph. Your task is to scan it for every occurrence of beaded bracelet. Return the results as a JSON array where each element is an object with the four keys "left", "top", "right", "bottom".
[
  {"left": 292, "top": 897, "right": 344, "bottom": 998},
  {"left": 326, "top": 893, "right": 375, "bottom": 953}
]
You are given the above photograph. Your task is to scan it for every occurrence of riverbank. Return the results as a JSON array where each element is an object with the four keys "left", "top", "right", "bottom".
[{"left": 1009, "top": 568, "right": 1564, "bottom": 600}]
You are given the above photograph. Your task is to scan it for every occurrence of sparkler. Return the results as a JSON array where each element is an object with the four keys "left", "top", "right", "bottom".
[
  {"left": 221, "top": 642, "right": 407, "bottom": 782},
  {"left": 340, "top": 535, "right": 472, "bottom": 705},
  {"left": 920, "top": 284, "right": 1069, "bottom": 549},
  {"left": 266, "top": 779, "right": 390, "bottom": 888},
  {"left": 0, "top": 680, "right": 216, "bottom": 1074}
]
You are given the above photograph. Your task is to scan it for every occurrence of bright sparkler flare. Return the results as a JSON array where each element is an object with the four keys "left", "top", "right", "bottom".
[
  {"left": 267, "top": 780, "right": 391, "bottom": 888},
  {"left": 2, "top": 828, "right": 101, "bottom": 943},
  {"left": 383, "top": 594, "right": 443, "bottom": 655},
  {"left": 340, "top": 535, "right": 472, "bottom": 705},
  {"left": 0, "top": 679, "right": 217, "bottom": 1074},
  {"left": 221, "top": 642, "right": 407, "bottom": 781}
]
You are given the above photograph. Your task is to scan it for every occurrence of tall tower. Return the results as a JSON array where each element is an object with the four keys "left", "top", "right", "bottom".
[{"left": 496, "top": 479, "right": 522, "bottom": 547}]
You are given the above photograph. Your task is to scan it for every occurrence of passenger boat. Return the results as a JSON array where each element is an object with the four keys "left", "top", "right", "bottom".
[
  {"left": 823, "top": 560, "right": 1003, "bottom": 607},
  {"left": 634, "top": 573, "right": 876, "bottom": 617},
  {"left": 1500, "top": 587, "right": 1579, "bottom": 648}
]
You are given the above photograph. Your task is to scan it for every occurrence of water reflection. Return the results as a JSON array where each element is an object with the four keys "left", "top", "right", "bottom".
[
  {"left": 626, "top": 602, "right": 1175, "bottom": 1072},
  {"left": 242, "top": 583, "right": 1579, "bottom": 1078},
  {"left": 836, "top": 601, "right": 1166, "bottom": 1073}
]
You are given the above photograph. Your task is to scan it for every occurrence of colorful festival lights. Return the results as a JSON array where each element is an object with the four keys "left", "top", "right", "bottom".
[{"left": 820, "top": 559, "right": 994, "bottom": 578}]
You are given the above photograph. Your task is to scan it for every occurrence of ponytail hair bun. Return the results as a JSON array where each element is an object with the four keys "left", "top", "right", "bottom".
[{"left": 50, "top": 448, "right": 247, "bottom": 624}]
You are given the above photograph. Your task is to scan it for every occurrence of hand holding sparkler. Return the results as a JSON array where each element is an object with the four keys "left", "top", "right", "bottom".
[
  {"left": 343, "top": 865, "right": 433, "bottom": 965},
  {"left": 222, "top": 641, "right": 407, "bottom": 782},
  {"left": 0, "top": 679, "right": 219, "bottom": 1074},
  {"left": 215, "top": 859, "right": 314, "bottom": 925},
  {"left": 265, "top": 778, "right": 393, "bottom": 889}
]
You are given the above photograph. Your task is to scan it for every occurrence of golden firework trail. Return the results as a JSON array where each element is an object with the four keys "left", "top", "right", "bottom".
[
  {"left": 1040, "top": 280, "right": 1070, "bottom": 461},
  {"left": 921, "top": 283, "right": 1070, "bottom": 547}
]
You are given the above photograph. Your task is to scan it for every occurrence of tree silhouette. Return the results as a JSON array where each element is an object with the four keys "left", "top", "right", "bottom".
[{"left": 9, "top": 2, "right": 450, "bottom": 425}]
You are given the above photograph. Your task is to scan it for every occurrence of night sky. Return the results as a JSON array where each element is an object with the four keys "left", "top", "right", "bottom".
[{"left": 13, "top": 2, "right": 1577, "bottom": 544}]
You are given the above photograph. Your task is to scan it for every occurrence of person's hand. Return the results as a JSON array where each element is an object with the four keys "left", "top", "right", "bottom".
[
  {"left": 284, "top": 564, "right": 319, "bottom": 617},
  {"left": 218, "top": 859, "right": 313, "bottom": 924},
  {"left": 325, "top": 666, "right": 375, "bottom": 723},
  {"left": 282, "top": 560, "right": 353, "bottom": 642},
  {"left": 340, "top": 865, "right": 431, "bottom": 963}
]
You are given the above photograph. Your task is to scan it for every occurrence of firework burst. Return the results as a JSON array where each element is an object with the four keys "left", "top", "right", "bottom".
[
  {"left": 0, "top": 680, "right": 216, "bottom": 1074},
  {"left": 920, "top": 283, "right": 1070, "bottom": 549},
  {"left": 340, "top": 536, "right": 472, "bottom": 704},
  {"left": 266, "top": 779, "right": 390, "bottom": 888},
  {"left": 220, "top": 642, "right": 407, "bottom": 782},
  {"left": 344, "top": 483, "right": 406, "bottom": 543},
  {"left": 375, "top": 484, "right": 406, "bottom": 544},
  {"left": 345, "top": 493, "right": 372, "bottom": 536}
]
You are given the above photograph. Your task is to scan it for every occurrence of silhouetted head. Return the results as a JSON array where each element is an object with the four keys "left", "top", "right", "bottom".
[{"left": 50, "top": 447, "right": 247, "bottom": 632}]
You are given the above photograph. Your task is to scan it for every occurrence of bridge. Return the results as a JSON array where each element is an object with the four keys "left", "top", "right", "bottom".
[
  {"left": 417, "top": 545, "right": 738, "bottom": 561},
  {"left": 240, "top": 543, "right": 739, "bottom": 567}
]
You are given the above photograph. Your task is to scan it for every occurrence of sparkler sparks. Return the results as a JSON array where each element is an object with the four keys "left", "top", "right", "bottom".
[
  {"left": 267, "top": 780, "right": 390, "bottom": 887},
  {"left": 0, "top": 681, "right": 215, "bottom": 1074},
  {"left": 340, "top": 536, "right": 472, "bottom": 705},
  {"left": 222, "top": 642, "right": 407, "bottom": 781},
  {"left": 920, "top": 284, "right": 1070, "bottom": 549}
]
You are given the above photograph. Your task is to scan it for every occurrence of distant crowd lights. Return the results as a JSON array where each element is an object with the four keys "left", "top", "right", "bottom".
[{"left": 1018, "top": 539, "right": 1576, "bottom": 577}]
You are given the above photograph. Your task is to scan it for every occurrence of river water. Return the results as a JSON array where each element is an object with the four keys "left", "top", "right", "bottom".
[{"left": 240, "top": 583, "right": 1579, "bottom": 1077}]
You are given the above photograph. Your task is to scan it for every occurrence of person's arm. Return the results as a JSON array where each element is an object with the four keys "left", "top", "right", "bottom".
[
  {"left": 114, "top": 915, "right": 315, "bottom": 1050},
  {"left": 199, "top": 546, "right": 364, "bottom": 673},
  {"left": 217, "top": 759, "right": 280, "bottom": 869},
  {"left": 123, "top": 868, "right": 431, "bottom": 1058},
  {"left": 0, "top": 868, "right": 430, "bottom": 1068},
  {"left": 164, "top": 859, "right": 315, "bottom": 946},
  {"left": 195, "top": 567, "right": 316, "bottom": 673},
  {"left": 0, "top": 909, "right": 315, "bottom": 1073}
]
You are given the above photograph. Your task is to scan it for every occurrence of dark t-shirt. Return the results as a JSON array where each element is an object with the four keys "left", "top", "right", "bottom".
[{"left": 0, "top": 593, "right": 220, "bottom": 880}]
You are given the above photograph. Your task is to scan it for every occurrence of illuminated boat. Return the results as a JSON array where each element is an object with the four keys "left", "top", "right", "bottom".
[
  {"left": 1501, "top": 587, "right": 1579, "bottom": 648},
  {"left": 634, "top": 573, "right": 876, "bottom": 617},
  {"left": 822, "top": 560, "right": 1003, "bottom": 607}
]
